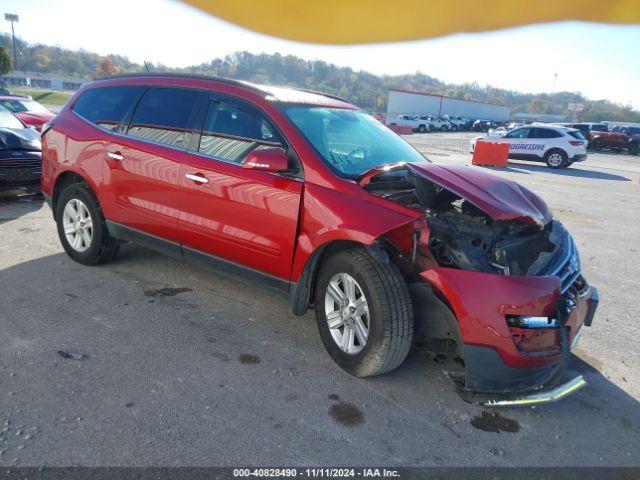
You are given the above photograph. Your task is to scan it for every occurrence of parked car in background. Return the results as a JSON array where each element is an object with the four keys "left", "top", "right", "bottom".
[
  {"left": 387, "top": 114, "right": 432, "bottom": 132},
  {"left": 0, "top": 105, "right": 42, "bottom": 196},
  {"left": 587, "top": 124, "right": 639, "bottom": 154},
  {"left": 41, "top": 74, "right": 597, "bottom": 404},
  {"left": 555, "top": 123, "right": 608, "bottom": 149},
  {"left": 472, "top": 120, "right": 498, "bottom": 132},
  {"left": 444, "top": 115, "right": 467, "bottom": 131},
  {"left": 420, "top": 115, "right": 451, "bottom": 131},
  {"left": 0, "top": 96, "right": 56, "bottom": 131},
  {"left": 470, "top": 124, "right": 588, "bottom": 168}
]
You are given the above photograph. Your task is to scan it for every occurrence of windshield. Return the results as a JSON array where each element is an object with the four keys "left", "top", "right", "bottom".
[
  {"left": 282, "top": 106, "right": 428, "bottom": 177},
  {"left": 0, "top": 99, "right": 49, "bottom": 114},
  {"left": 0, "top": 106, "right": 24, "bottom": 129}
]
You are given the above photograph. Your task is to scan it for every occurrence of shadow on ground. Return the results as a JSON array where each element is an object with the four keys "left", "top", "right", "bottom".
[{"left": 1, "top": 248, "right": 639, "bottom": 466}]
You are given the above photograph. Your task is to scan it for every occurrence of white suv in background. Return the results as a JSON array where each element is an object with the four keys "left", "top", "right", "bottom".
[
  {"left": 469, "top": 124, "right": 588, "bottom": 168},
  {"left": 420, "top": 115, "right": 451, "bottom": 131},
  {"left": 387, "top": 114, "right": 432, "bottom": 133}
]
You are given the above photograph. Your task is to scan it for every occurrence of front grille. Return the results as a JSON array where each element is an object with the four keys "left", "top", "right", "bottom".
[
  {"left": 0, "top": 158, "right": 42, "bottom": 170},
  {"left": 547, "top": 235, "right": 581, "bottom": 293}
]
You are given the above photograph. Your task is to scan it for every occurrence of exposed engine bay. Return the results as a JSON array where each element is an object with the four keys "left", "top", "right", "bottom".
[{"left": 363, "top": 166, "right": 569, "bottom": 276}]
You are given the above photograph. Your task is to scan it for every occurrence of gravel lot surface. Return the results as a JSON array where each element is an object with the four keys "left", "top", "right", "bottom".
[{"left": 1, "top": 132, "right": 638, "bottom": 467}]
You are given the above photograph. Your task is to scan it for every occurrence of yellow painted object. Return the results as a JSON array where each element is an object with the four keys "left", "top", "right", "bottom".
[{"left": 184, "top": 0, "right": 640, "bottom": 44}]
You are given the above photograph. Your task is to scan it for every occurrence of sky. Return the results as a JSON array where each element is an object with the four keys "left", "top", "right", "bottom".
[{"left": 1, "top": 0, "right": 639, "bottom": 109}]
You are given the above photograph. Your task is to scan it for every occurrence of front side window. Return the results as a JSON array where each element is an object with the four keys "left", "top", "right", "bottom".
[
  {"left": 591, "top": 124, "right": 608, "bottom": 132},
  {"left": 282, "top": 106, "right": 428, "bottom": 177},
  {"left": 127, "top": 87, "right": 201, "bottom": 148},
  {"left": 198, "top": 100, "right": 280, "bottom": 163},
  {"left": 73, "top": 86, "right": 143, "bottom": 131},
  {"left": 504, "top": 128, "right": 530, "bottom": 139}
]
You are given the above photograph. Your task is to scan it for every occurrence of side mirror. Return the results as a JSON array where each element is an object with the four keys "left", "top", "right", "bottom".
[{"left": 242, "top": 147, "right": 291, "bottom": 173}]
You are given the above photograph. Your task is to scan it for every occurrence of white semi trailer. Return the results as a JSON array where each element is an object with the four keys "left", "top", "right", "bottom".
[{"left": 386, "top": 89, "right": 511, "bottom": 122}]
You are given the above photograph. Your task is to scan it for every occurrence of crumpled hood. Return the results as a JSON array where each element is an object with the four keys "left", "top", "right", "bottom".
[
  {"left": 408, "top": 163, "right": 552, "bottom": 227},
  {"left": 0, "top": 127, "right": 42, "bottom": 151}
]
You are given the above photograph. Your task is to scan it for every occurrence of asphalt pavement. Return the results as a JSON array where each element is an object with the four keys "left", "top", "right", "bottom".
[{"left": 0, "top": 132, "right": 638, "bottom": 467}]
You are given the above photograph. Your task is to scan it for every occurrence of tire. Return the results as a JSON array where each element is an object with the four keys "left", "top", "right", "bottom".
[
  {"left": 440, "top": 125, "right": 447, "bottom": 132},
  {"left": 591, "top": 138, "right": 603, "bottom": 151},
  {"left": 451, "top": 125, "right": 458, "bottom": 132},
  {"left": 418, "top": 124, "right": 427, "bottom": 133},
  {"left": 314, "top": 248, "right": 413, "bottom": 377},
  {"left": 56, "top": 183, "right": 120, "bottom": 265},
  {"left": 629, "top": 142, "right": 640, "bottom": 156},
  {"left": 544, "top": 149, "right": 568, "bottom": 169}
]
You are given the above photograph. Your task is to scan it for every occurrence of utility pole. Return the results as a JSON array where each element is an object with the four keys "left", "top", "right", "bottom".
[
  {"left": 552, "top": 72, "right": 558, "bottom": 93},
  {"left": 4, "top": 13, "right": 19, "bottom": 71}
]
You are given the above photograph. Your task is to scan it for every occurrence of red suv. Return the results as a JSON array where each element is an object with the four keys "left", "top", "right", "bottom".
[{"left": 41, "top": 75, "right": 598, "bottom": 405}]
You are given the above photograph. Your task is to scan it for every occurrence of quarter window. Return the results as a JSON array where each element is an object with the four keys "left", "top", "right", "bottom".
[
  {"left": 127, "top": 87, "right": 201, "bottom": 148},
  {"left": 72, "top": 86, "right": 143, "bottom": 131},
  {"left": 198, "top": 100, "right": 280, "bottom": 163}
]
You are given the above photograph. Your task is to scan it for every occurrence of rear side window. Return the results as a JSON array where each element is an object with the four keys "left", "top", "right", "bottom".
[
  {"left": 529, "top": 128, "right": 561, "bottom": 139},
  {"left": 568, "top": 131, "right": 586, "bottom": 140},
  {"left": 127, "top": 87, "right": 201, "bottom": 148},
  {"left": 591, "top": 124, "right": 608, "bottom": 132},
  {"left": 72, "top": 86, "right": 143, "bottom": 131},
  {"left": 198, "top": 100, "right": 280, "bottom": 164}
]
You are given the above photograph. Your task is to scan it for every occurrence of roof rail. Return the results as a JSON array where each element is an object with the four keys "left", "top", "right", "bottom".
[
  {"left": 95, "top": 72, "right": 268, "bottom": 96},
  {"left": 95, "top": 72, "right": 350, "bottom": 103}
]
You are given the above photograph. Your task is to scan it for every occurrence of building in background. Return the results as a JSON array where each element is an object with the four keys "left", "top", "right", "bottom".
[
  {"left": 386, "top": 89, "right": 511, "bottom": 122},
  {"left": 511, "top": 112, "right": 568, "bottom": 123},
  {"left": 1, "top": 70, "right": 89, "bottom": 91}
]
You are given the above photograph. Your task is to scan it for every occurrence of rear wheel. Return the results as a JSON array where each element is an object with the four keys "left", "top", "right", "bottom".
[
  {"left": 314, "top": 248, "right": 413, "bottom": 377},
  {"left": 544, "top": 149, "right": 568, "bottom": 169},
  {"left": 56, "top": 183, "right": 120, "bottom": 265},
  {"left": 418, "top": 124, "right": 427, "bottom": 133},
  {"left": 591, "top": 138, "right": 603, "bottom": 151},
  {"left": 629, "top": 142, "right": 640, "bottom": 156}
]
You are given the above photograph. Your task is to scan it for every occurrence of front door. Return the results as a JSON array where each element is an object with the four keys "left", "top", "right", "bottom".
[{"left": 178, "top": 96, "right": 303, "bottom": 283}]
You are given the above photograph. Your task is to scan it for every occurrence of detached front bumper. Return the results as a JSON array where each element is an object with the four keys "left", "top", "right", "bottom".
[{"left": 420, "top": 267, "right": 598, "bottom": 402}]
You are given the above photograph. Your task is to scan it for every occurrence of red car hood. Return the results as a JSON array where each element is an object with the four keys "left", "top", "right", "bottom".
[
  {"left": 14, "top": 111, "right": 55, "bottom": 127},
  {"left": 358, "top": 162, "right": 552, "bottom": 227},
  {"left": 407, "top": 163, "right": 552, "bottom": 227}
]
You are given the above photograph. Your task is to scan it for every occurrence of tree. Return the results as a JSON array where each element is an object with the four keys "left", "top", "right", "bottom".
[
  {"left": 94, "top": 58, "right": 119, "bottom": 79},
  {"left": 0, "top": 45, "right": 12, "bottom": 75}
]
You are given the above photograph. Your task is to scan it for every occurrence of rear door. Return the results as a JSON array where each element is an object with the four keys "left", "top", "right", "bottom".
[
  {"left": 178, "top": 95, "right": 303, "bottom": 282},
  {"left": 501, "top": 127, "right": 531, "bottom": 156},
  {"left": 527, "top": 128, "right": 561, "bottom": 158},
  {"left": 103, "top": 87, "right": 205, "bottom": 243}
]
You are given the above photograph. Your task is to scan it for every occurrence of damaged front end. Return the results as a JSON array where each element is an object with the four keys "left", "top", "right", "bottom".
[{"left": 360, "top": 162, "right": 598, "bottom": 404}]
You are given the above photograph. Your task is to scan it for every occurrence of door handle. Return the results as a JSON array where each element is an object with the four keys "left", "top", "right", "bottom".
[
  {"left": 185, "top": 173, "right": 209, "bottom": 184},
  {"left": 107, "top": 151, "right": 124, "bottom": 161}
]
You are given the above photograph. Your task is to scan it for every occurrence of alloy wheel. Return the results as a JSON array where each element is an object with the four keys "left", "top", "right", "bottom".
[
  {"left": 62, "top": 198, "right": 94, "bottom": 252},
  {"left": 547, "top": 153, "right": 564, "bottom": 167},
  {"left": 324, "top": 273, "right": 370, "bottom": 355}
]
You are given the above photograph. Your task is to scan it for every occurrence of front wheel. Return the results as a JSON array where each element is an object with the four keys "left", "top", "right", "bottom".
[
  {"left": 629, "top": 142, "right": 640, "bottom": 156},
  {"left": 56, "top": 183, "right": 120, "bottom": 265},
  {"left": 417, "top": 124, "right": 427, "bottom": 133},
  {"left": 314, "top": 248, "right": 413, "bottom": 377},
  {"left": 544, "top": 150, "right": 568, "bottom": 169}
]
